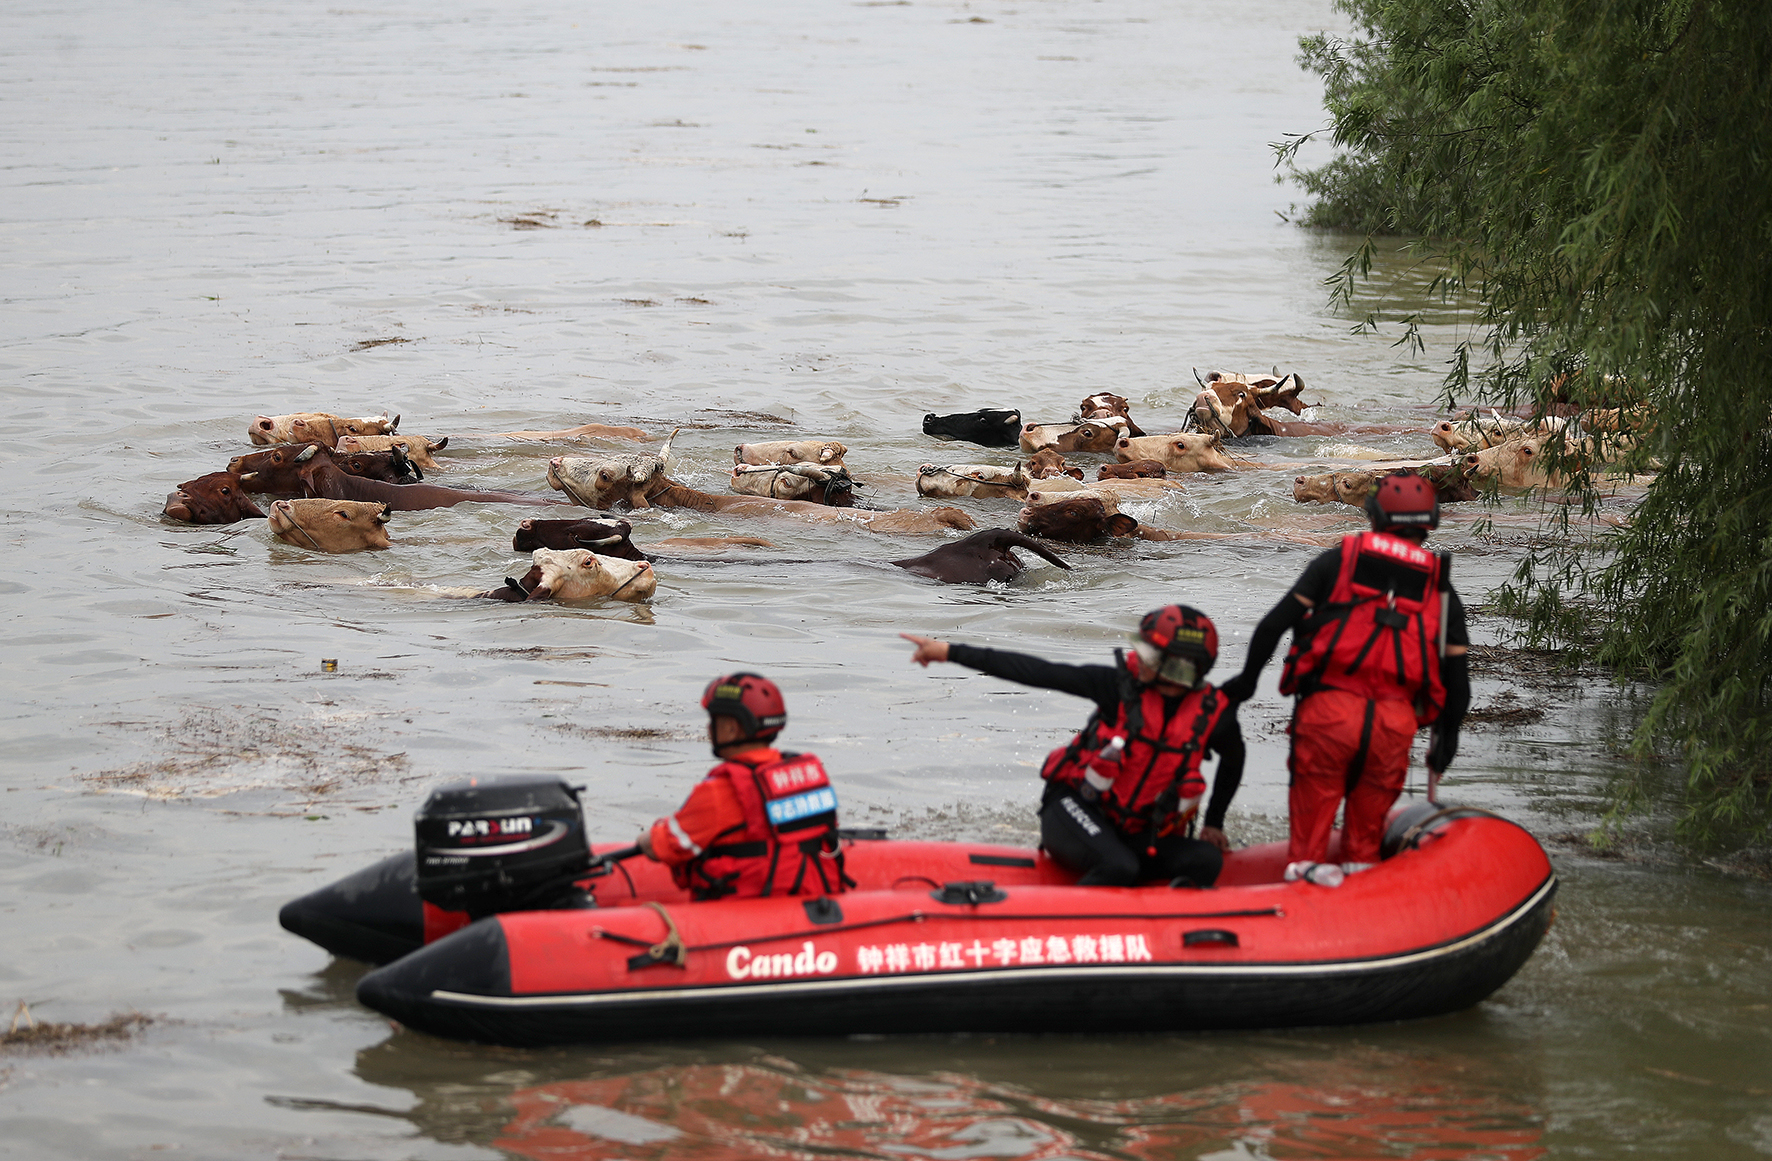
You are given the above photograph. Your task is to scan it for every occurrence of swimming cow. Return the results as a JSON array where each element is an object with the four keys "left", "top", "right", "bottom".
[
  {"left": 266, "top": 498, "right": 392, "bottom": 552},
  {"left": 922, "top": 409, "right": 1023, "bottom": 448},
  {"left": 890, "top": 528, "right": 1071, "bottom": 584},
  {"left": 163, "top": 472, "right": 265, "bottom": 524},
  {"left": 248, "top": 412, "right": 399, "bottom": 447}
]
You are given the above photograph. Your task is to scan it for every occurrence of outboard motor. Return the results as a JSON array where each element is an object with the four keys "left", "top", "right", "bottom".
[{"left": 415, "top": 776, "right": 593, "bottom": 919}]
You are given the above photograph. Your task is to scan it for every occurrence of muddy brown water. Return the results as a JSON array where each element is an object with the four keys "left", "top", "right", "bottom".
[{"left": 2, "top": 0, "right": 1768, "bottom": 1157}]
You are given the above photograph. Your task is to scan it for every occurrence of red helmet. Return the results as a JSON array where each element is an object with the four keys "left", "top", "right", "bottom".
[
  {"left": 701, "top": 672, "right": 787, "bottom": 743},
  {"left": 1130, "top": 605, "right": 1218, "bottom": 686},
  {"left": 1365, "top": 471, "right": 1440, "bottom": 533}
]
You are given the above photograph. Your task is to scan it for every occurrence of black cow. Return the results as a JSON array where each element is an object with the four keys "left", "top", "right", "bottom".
[
  {"left": 922, "top": 409, "right": 1023, "bottom": 448},
  {"left": 890, "top": 528, "right": 1071, "bottom": 584}
]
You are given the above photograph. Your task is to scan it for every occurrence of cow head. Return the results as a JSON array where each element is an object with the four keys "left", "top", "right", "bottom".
[
  {"left": 163, "top": 472, "right": 265, "bottom": 524},
  {"left": 512, "top": 517, "right": 641, "bottom": 556},
  {"left": 1018, "top": 419, "right": 1125, "bottom": 455},
  {"left": 1114, "top": 431, "right": 1233, "bottom": 473},
  {"left": 1099, "top": 459, "right": 1166, "bottom": 481},
  {"left": 526, "top": 548, "right": 656, "bottom": 602},
  {"left": 336, "top": 433, "right": 447, "bottom": 471},
  {"left": 1026, "top": 447, "right": 1084, "bottom": 480},
  {"left": 1017, "top": 496, "right": 1139, "bottom": 542},
  {"left": 267, "top": 498, "right": 391, "bottom": 552},
  {"left": 548, "top": 452, "right": 666, "bottom": 509},
  {"left": 248, "top": 411, "right": 399, "bottom": 447}
]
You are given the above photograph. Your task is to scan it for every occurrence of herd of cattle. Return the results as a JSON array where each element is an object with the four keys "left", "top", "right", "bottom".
[{"left": 159, "top": 372, "right": 1648, "bottom": 600}]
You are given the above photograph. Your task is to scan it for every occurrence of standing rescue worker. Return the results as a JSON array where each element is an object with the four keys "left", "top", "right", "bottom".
[
  {"left": 902, "top": 605, "right": 1244, "bottom": 887},
  {"left": 1218, "top": 473, "right": 1471, "bottom": 885},
  {"left": 638, "top": 673, "right": 850, "bottom": 900}
]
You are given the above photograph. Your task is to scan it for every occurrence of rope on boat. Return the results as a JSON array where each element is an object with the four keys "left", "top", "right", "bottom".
[
  {"left": 597, "top": 905, "right": 1285, "bottom": 969},
  {"left": 1394, "top": 805, "right": 1504, "bottom": 853}
]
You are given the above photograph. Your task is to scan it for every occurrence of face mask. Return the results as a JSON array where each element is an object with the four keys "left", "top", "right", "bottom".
[{"left": 1132, "top": 641, "right": 1202, "bottom": 688}]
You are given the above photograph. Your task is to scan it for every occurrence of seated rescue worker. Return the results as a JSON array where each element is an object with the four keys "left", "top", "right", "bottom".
[
  {"left": 638, "top": 673, "right": 849, "bottom": 900},
  {"left": 902, "top": 605, "right": 1244, "bottom": 887},
  {"left": 1218, "top": 472, "right": 1472, "bottom": 886}
]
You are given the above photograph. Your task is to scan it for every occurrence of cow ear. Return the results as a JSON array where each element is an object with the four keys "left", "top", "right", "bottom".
[{"left": 1106, "top": 514, "right": 1139, "bottom": 537}]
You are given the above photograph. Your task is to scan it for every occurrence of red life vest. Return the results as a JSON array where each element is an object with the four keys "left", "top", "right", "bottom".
[
  {"left": 684, "top": 750, "right": 848, "bottom": 900},
  {"left": 1279, "top": 531, "right": 1448, "bottom": 726},
  {"left": 1041, "top": 678, "right": 1224, "bottom": 835}
]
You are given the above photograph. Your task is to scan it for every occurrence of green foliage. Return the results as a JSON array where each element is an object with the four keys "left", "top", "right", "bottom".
[{"left": 1284, "top": 0, "right": 1772, "bottom": 841}]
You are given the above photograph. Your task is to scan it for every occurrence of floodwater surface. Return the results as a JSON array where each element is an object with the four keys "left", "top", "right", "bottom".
[{"left": 1, "top": 0, "right": 1768, "bottom": 1158}]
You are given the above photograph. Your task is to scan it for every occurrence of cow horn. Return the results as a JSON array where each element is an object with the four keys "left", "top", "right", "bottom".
[
  {"left": 658, "top": 427, "right": 679, "bottom": 466},
  {"left": 376, "top": 503, "right": 392, "bottom": 523},
  {"left": 295, "top": 445, "right": 317, "bottom": 462},
  {"left": 387, "top": 412, "right": 400, "bottom": 432},
  {"left": 432, "top": 436, "right": 448, "bottom": 450},
  {"left": 577, "top": 534, "right": 624, "bottom": 547},
  {"left": 240, "top": 471, "right": 258, "bottom": 482}
]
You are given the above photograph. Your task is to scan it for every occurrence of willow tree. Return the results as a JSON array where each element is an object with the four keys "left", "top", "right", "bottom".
[{"left": 1282, "top": 0, "right": 1772, "bottom": 840}]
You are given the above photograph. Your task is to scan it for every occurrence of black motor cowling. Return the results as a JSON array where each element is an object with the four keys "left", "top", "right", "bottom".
[{"left": 414, "top": 776, "right": 591, "bottom": 918}]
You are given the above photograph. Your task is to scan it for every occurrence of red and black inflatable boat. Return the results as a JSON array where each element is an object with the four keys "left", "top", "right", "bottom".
[{"left": 280, "top": 780, "right": 1555, "bottom": 1046}]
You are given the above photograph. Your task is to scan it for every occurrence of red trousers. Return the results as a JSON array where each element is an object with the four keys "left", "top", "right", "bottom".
[{"left": 1287, "top": 689, "right": 1420, "bottom": 864}]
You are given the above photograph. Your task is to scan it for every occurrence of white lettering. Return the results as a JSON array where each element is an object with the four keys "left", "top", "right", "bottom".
[
  {"left": 857, "top": 946, "right": 885, "bottom": 973},
  {"left": 815, "top": 951, "right": 837, "bottom": 973},
  {"left": 1126, "top": 934, "right": 1153, "bottom": 961},
  {"left": 726, "top": 947, "right": 752, "bottom": 978}
]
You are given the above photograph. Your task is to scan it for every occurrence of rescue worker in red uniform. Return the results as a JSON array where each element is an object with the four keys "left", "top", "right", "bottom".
[
  {"left": 902, "top": 605, "right": 1244, "bottom": 887},
  {"left": 637, "top": 673, "right": 849, "bottom": 900},
  {"left": 1218, "top": 473, "right": 1472, "bottom": 885}
]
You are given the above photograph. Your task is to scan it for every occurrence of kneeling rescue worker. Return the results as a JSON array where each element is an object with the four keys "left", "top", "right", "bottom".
[
  {"left": 638, "top": 673, "right": 850, "bottom": 899},
  {"left": 1218, "top": 472, "right": 1472, "bottom": 886},
  {"left": 902, "top": 605, "right": 1244, "bottom": 887}
]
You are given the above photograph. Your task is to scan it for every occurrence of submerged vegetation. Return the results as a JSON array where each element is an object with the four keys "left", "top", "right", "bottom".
[{"left": 1280, "top": 0, "right": 1772, "bottom": 842}]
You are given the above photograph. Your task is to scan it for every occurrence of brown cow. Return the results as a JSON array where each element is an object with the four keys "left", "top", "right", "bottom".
[
  {"left": 890, "top": 529, "right": 1071, "bottom": 584},
  {"left": 1017, "top": 496, "right": 1138, "bottom": 542},
  {"left": 734, "top": 440, "right": 847, "bottom": 467},
  {"left": 512, "top": 517, "right": 648, "bottom": 558},
  {"left": 1098, "top": 459, "right": 1166, "bottom": 480},
  {"left": 335, "top": 433, "right": 449, "bottom": 471},
  {"left": 1201, "top": 371, "right": 1309, "bottom": 414},
  {"left": 163, "top": 472, "right": 265, "bottom": 524},
  {"left": 644, "top": 477, "right": 974, "bottom": 533},
  {"left": 1018, "top": 419, "right": 1128, "bottom": 455},
  {"left": 266, "top": 499, "right": 391, "bottom": 552},
  {"left": 1026, "top": 447, "right": 1085, "bottom": 480},
  {"left": 463, "top": 422, "right": 650, "bottom": 442},
  {"left": 287, "top": 446, "right": 560, "bottom": 509},
  {"left": 547, "top": 451, "right": 667, "bottom": 509},
  {"left": 248, "top": 412, "right": 398, "bottom": 447},
  {"left": 480, "top": 549, "right": 656, "bottom": 602},
  {"left": 914, "top": 463, "right": 1029, "bottom": 500},
  {"left": 1293, "top": 464, "right": 1477, "bottom": 507},
  {"left": 730, "top": 462, "right": 858, "bottom": 506},
  {"left": 1462, "top": 437, "right": 1570, "bottom": 491},
  {"left": 1114, "top": 432, "right": 1235, "bottom": 473},
  {"left": 231, "top": 443, "right": 421, "bottom": 494},
  {"left": 1077, "top": 393, "right": 1146, "bottom": 438}
]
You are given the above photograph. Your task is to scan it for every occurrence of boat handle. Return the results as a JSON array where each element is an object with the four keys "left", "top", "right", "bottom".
[{"left": 1182, "top": 929, "right": 1239, "bottom": 948}]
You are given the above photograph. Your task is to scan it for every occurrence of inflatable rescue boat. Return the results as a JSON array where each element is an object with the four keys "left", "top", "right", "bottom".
[{"left": 280, "top": 777, "right": 1555, "bottom": 1047}]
